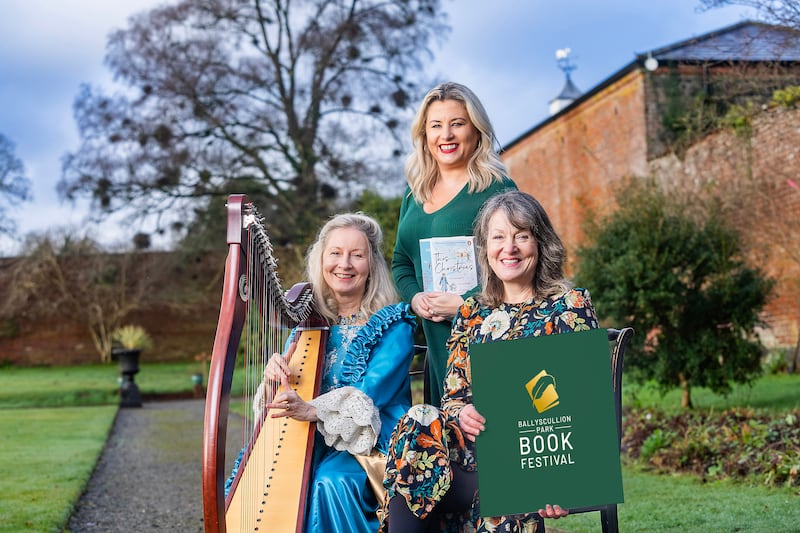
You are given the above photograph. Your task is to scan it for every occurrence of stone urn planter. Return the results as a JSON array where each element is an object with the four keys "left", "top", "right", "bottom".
[
  {"left": 111, "top": 325, "right": 153, "bottom": 408},
  {"left": 115, "top": 348, "right": 141, "bottom": 374},
  {"left": 112, "top": 348, "right": 142, "bottom": 408}
]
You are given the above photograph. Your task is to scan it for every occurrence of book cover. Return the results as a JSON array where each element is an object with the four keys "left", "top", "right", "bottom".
[
  {"left": 419, "top": 236, "right": 478, "bottom": 294},
  {"left": 470, "top": 328, "right": 624, "bottom": 517}
]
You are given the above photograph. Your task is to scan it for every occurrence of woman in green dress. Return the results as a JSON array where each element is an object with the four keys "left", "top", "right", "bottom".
[{"left": 392, "top": 81, "right": 516, "bottom": 408}]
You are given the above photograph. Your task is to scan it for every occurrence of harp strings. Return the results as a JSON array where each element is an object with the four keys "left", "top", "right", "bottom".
[{"left": 235, "top": 206, "right": 313, "bottom": 530}]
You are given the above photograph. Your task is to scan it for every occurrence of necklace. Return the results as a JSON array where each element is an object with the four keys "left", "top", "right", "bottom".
[{"left": 336, "top": 312, "right": 365, "bottom": 325}]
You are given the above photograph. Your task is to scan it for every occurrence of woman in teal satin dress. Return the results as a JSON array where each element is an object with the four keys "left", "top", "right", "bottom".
[{"left": 227, "top": 213, "right": 416, "bottom": 532}]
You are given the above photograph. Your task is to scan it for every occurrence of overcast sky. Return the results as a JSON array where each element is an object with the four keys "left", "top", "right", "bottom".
[{"left": 0, "top": 0, "right": 758, "bottom": 255}]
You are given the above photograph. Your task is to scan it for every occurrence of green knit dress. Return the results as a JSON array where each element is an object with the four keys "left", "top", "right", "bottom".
[{"left": 391, "top": 177, "right": 517, "bottom": 406}]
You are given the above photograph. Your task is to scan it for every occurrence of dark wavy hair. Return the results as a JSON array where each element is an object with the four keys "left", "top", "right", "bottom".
[{"left": 474, "top": 190, "right": 571, "bottom": 306}]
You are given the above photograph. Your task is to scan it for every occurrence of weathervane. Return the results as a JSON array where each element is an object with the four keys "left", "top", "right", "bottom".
[
  {"left": 555, "top": 48, "right": 577, "bottom": 80},
  {"left": 549, "top": 47, "right": 582, "bottom": 116}
]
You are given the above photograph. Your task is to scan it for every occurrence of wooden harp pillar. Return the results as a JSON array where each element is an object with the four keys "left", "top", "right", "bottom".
[{"left": 202, "top": 195, "right": 327, "bottom": 533}]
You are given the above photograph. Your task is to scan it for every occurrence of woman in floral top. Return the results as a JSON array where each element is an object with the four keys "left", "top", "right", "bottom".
[{"left": 381, "top": 191, "right": 599, "bottom": 532}]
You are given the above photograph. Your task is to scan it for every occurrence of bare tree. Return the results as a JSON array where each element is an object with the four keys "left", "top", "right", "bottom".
[
  {"left": 58, "top": 0, "right": 447, "bottom": 245},
  {"left": 700, "top": 0, "right": 800, "bottom": 29},
  {"left": 655, "top": 101, "right": 800, "bottom": 373},
  {"left": 2, "top": 231, "right": 174, "bottom": 362},
  {"left": 0, "top": 133, "right": 31, "bottom": 236},
  {"left": 716, "top": 131, "right": 800, "bottom": 372}
]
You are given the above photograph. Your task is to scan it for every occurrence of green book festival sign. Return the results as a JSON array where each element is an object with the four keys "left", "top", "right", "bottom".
[{"left": 470, "top": 328, "right": 624, "bottom": 517}]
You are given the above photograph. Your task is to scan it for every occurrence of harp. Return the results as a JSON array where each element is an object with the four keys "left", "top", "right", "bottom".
[{"left": 202, "top": 194, "right": 328, "bottom": 533}]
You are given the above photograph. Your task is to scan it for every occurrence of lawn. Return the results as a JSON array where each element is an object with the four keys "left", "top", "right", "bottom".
[
  {"left": 554, "top": 463, "right": 800, "bottom": 532},
  {"left": 623, "top": 372, "right": 800, "bottom": 411},
  {"left": 0, "top": 364, "right": 797, "bottom": 532},
  {"left": 0, "top": 361, "right": 202, "bottom": 533},
  {"left": 0, "top": 361, "right": 206, "bottom": 408},
  {"left": 0, "top": 405, "right": 117, "bottom": 532}
]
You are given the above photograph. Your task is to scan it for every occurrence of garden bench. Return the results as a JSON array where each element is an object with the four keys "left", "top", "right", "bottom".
[{"left": 410, "top": 326, "right": 635, "bottom": 533}]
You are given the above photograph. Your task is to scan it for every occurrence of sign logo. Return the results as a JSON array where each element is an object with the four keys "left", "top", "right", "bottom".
[{"left": 525, "top": 369, "right": 560, "bottom": 413}]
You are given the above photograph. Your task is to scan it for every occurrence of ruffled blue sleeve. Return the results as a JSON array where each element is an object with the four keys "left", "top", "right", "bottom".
[
  {"left": 339, "top": 303, "right": 415, "bottom": 385},
  {"left": 337, "top": 302, "right": 417, "bottom": 450}
]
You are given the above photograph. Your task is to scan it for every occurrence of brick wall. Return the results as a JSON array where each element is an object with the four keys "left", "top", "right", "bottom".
[
  {"left": 0, "top": 244, "right": 310, "bottom": 367},
  {"left": 0, "top": 306, "right": 219, "bottom": 366},
  {"left": 501, "top": 71, "right": 800, "bottom": 349},
  {"left": 503, "top": 69, "right": 649, "bottom": 269},
  {"left": 0, "top": 251, "right": 224, "bottom": 366},
  {"left": 649, "top": 106, "right": 800, "bottom": 347}
]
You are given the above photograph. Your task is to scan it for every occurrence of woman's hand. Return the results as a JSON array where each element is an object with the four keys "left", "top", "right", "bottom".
[
  {"left": 457, "top": 404, "right": 486, "bottom": 442},
  {"left": 537, "top": 504, "right": 569, "bottom": 519},
  {"left": 266, "top": 389, "right": 318, "bottom": 422},
  {"left": 411, "top": 292, "right": 434, "bottom": 320},
  {"left": 412, "top": 291, "right": 464, "bottom": 322},
  {"left": 427, "top": 292, "right": 463, "bottom": 320},
  {"left": 264, "top": 351, "right": 291, "bottom": 383}
]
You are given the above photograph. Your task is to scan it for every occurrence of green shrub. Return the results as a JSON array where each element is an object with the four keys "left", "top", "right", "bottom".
[
  {"left": 763, "top": 349, "right": 788, "bottom": 374},
  {"left": 640, "top": 428, "right": 674, "bottom": 461},
  {"left": 773, "top": 85, "right": 800, "bottom": 108},
  {"left": 720, "top": 102, "right": 757, "bottom": 138},
  {"left": 624, "top": 407, "right": 800, "bottom": 487}
]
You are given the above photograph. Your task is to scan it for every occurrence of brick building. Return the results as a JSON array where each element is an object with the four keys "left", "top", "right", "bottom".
[{"left": 502, "top": 21, "right": 800, "bottom": 348}]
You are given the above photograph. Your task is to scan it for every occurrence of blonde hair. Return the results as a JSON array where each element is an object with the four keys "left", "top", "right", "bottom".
[
  {"left": 473, "top": 191, "right": 572, "bottom": 306},
  {"left": 406, "top": 82, "right": 508, "bottom": 203},
  {"left": 305, "top": 212, "right": 398, "bottom": 323}
]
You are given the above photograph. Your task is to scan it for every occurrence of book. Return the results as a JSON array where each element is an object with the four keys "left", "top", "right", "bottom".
[
  {"left": 469, "top": 328, "right": 624, "bottom": 517},
  {"left": 419, "top": 236, "right": 478, "bottom": 294}
]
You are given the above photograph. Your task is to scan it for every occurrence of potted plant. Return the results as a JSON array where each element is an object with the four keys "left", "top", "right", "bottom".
[
  {"left": 112, "top": 324, "right": 153, "bottom": 351},
  {"left": 111, "top": 325, "right": 153, "bottom": 407}
]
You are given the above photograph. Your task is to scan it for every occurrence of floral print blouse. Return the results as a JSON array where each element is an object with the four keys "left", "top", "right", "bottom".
[{"left": 381, "top": 288, "right": 599, "bottom": 533}]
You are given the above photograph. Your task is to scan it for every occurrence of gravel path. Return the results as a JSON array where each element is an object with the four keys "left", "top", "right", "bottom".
[
  {"left": 66, "top": 400, "right": 573, "bottom": 533},
  {"left": 67, "top": 399, "right": 243, "bottom": 533}
]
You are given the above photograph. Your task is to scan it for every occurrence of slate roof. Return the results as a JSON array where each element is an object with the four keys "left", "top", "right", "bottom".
[
  {"left": 645, "top": 20, "right": 800, "bottom": 63},
  {"left": 505, "top": 20, "right": 800, "bottom": 150}
]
